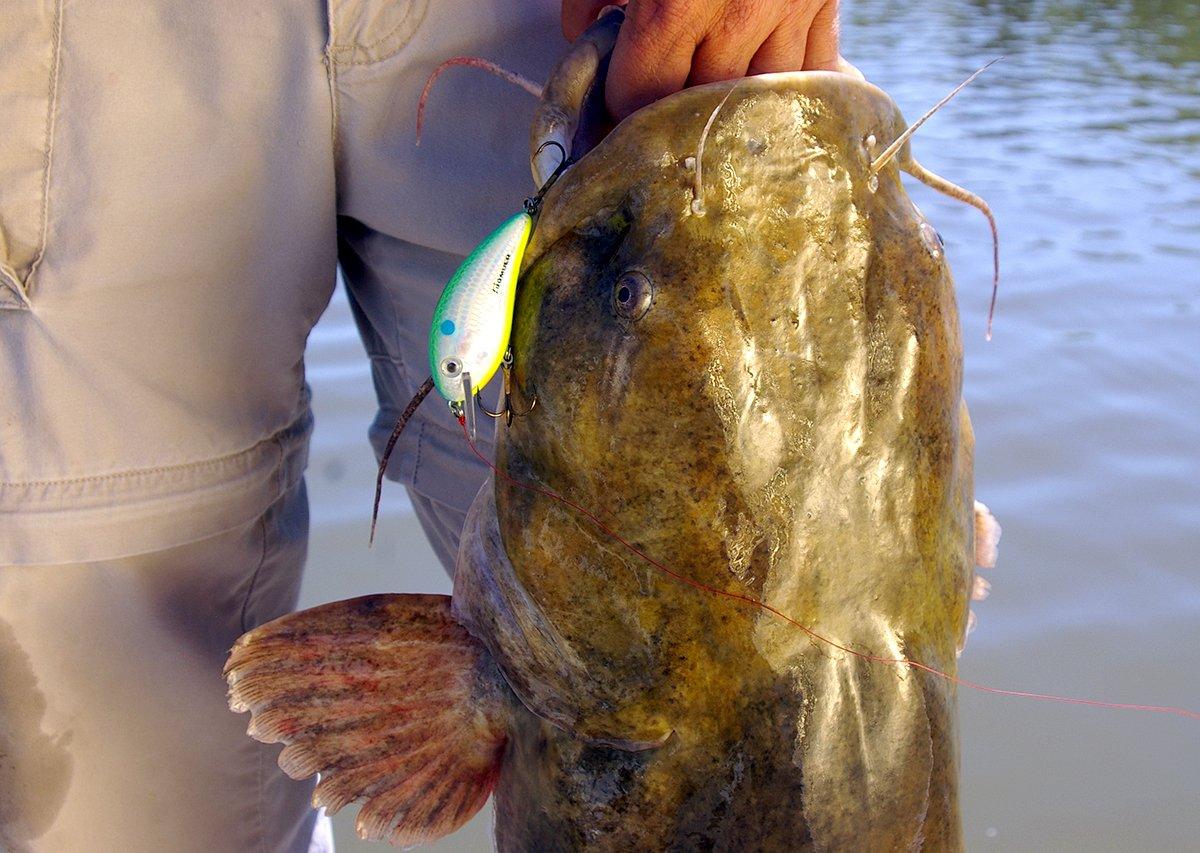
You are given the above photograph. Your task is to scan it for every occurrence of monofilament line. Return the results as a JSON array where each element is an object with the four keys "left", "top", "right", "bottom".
[{"left": 459, "top": 417, "right": 1200, "bottom": 723}]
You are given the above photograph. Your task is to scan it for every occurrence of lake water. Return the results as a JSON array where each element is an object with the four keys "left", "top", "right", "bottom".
[{"left": 298, "top": 1, "right": 1200, "bottom": 849}]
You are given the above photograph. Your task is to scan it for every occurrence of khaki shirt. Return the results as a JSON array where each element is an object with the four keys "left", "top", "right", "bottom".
[{"left": 0, "top": 0, "right": 561, "bottom": 564}]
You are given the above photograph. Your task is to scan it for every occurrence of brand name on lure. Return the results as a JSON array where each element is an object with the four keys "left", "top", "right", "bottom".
[{"left": 492, "top": 253, "right": 512, "bottom": 294}]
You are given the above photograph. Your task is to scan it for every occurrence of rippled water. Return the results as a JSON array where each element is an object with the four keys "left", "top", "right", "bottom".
[
  {"left": 840, "top": 3, "right": 1200, "bottom": 849},
  {"left": 300, "top": 2, "right": 1200, "bottom": 849}
]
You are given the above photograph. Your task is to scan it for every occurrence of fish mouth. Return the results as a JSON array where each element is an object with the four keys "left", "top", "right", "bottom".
[
  {"left": 571, "top": 69, "right": 904, "bottom": 168},
  {"left": 524, "top": 69, "right": 908, "bottom": 271}
]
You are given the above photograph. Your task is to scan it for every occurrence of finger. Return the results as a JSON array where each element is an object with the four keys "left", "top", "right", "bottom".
[
  {"left": 561, "top": 0, "right": 625, "bottom": 41},
  {"left": 688, "top": 6, "right": 776, "bottom": 86},
  {"left": 689, "top": 35, "right": 755, "bottom": 87},
  {"left": 605, "top": 1, "right": 703, "bottom": 120},
  {"left": 746, "top": 7, "right": 811, "bottom": 75},
  {"left": 802, "top": 0, "right": 840, "bottom": 71}
]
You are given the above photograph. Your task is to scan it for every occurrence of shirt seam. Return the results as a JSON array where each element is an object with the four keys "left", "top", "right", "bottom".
[{"left": 323, "top": 0, "right": 340, "bottom": 166}]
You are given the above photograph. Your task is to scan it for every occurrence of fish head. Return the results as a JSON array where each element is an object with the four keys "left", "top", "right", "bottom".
[{"left": 503, "top": 72, "right": 968, "bottom": 655}]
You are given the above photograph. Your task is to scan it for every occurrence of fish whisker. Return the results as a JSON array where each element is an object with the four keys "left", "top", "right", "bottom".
[
  {"left": 417, "top": 57, "right": 544, "bottom": 145},
  {"left": 370, "top": 376, "right": 435, "bottom": 545},
  {"left": 869, "top": 57, "right": 1003, "bottom": 176},
  {"left": 902, "top": 158, "right": 1001, "bottom": 340},
  {"left": 692, "top": 85, "right": 740, "bottom": 216}
]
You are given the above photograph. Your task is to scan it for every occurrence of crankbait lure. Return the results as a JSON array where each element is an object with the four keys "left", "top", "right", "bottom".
[
  {"left": 370, "top": 144, "right": 568, "bottom": 543},
  {"left": 429, "top": 209, "right": 531, "bottom": 435},
  {"left": 427, "top": 142, "right": 569, "bottom": 441},
  {"left": 369, "top": 207, "right": 530, "bottom": 545}
]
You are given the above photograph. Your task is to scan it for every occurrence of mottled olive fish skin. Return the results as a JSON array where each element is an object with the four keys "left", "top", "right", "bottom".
[{"left": 454, "top": 72, "right": 975, "bottom": 852}]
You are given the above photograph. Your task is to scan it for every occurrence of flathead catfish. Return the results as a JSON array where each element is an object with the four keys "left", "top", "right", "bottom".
[{"left": 226, "top": 31, "right": 1001, "bottom": 853}]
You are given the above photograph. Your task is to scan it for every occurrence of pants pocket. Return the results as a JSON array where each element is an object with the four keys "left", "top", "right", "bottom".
[
  {"left": 0, "top": 0, "right": 63, "bottom": 309},
  {"left": 327, "top": 0, "right": 428, "bottom": 67}
]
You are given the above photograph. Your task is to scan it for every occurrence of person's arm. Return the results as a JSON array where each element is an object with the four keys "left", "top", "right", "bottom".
[{"left": 562, "top": 0, "right": 842, "bottom": 120}]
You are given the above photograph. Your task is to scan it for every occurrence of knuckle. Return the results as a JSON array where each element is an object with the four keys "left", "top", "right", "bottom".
[
  {"left": 626, "top": 0, "right": 699, "bottom": 42},
  {"left": 713, "top": 0, "right": 755, "bottom": 38}
]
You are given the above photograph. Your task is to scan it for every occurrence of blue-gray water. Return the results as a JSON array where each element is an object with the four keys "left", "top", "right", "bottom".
[{"left": 299, "top": 1, "right": 1200, "bottom": 849}]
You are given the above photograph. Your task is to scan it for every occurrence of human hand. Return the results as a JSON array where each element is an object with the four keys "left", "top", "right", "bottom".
[{"left": 562, "top": 0, "right": 845, "bottom": 121}]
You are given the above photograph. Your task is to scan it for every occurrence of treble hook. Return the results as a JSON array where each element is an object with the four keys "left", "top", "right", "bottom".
[
  {"left": 477, "top": 350, "right": 537, "bottom": 426},
  {"left": 525, "top": 141, "right": 573, "bottom": 217},
  {"left": 453, "top": 372, "right": 479, "bottom": 443}
]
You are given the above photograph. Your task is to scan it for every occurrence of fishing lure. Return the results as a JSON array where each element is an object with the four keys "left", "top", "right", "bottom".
[
  {"left": 369, "top": 145, "right": 567, "bottom": 543},
  {"left": 428, "top": 209, "right": 531, "bottom": 440},
  {"left": 429, "top": 142, "right": 569, "bottom": 440},
  {"left": 369, "top": 209, "right": 531, "bottom": 544}
]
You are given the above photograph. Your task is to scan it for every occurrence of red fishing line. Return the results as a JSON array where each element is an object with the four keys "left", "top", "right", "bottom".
[{"left": 459, "top": 417, "right": 1200, "bottom": 722}]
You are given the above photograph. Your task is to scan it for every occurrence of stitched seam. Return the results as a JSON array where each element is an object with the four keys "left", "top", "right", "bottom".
[
  {"left": 1, "top": 416, "right": 308, "bottom": 487},
  {"left": 328, "top": 0, "right": 426, "bottom": 67},
  {"left": 240, "top": 433, "right": 282, "bottom": 655},
  {"left": 4, "top": 454, "right": 262, "bottom": 486},
  {"left": 26, "top": 0, "right": 64, "bottom": 294},
  {"left": 328, "top": 0, "right": 415, "bottom": 57},
  {"left": 240, "top": 506, "right": 270, "bottom": 634},
  {"left": 324, "top": 0, "right": 340, "bottom": 165}
]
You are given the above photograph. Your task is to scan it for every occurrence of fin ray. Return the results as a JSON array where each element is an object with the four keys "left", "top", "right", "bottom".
[{"left": 226, "top": 594, "right": 509, "bottom": 843}]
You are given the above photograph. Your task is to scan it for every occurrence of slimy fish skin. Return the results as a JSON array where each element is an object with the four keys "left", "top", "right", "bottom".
[{"left": 429, "top": 210, "right": 532, "bottom": 410}]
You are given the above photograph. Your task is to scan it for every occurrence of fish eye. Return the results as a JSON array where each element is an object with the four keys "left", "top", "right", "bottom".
[
  {"left": 612, "top": 271, "right": 653, "bottom": 321},
  {"left": 441, "top": 357, "right": 462, "bottom": 377}
]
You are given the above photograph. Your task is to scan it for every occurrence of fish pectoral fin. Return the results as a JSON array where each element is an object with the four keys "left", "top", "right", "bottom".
[
  {"left": 961, "top": 502, "right": 1000, "bottom": 656},
  {"left": 225, "top": 593, "right": 509, "bottom": 846},
  {"left": 974, "top": 500, "right": 1001, "bottom": 569}
]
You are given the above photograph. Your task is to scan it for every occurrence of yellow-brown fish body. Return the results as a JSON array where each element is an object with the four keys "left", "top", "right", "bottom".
[
  {"left": 452, "top": 71, "right": 974, "bottom": 851},
  {"left": 226, "top": 50, "right": 987, "bottom": 853}
]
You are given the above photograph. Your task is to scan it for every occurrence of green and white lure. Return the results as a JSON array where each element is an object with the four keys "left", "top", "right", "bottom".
[
  {"left": 370, "top": 209, "right": 531, "bottom": 543},
  {"left": 428, "top": 210, "right": 531, "bottom": 416},
  {"left": 370, "top": 146, "right": 567, "bottom": 543},
  {"left": 427, "top": 143, "right": 569, "bottom": 440}
]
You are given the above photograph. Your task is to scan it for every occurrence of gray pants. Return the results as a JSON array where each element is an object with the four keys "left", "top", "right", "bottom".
[
  {"left": 409, "top": 490, "right": 475, "bottom": 575},
  {"left": 0, "top": 0, "right": 558, "bottom": 848},
  {"left": 0, "top": 481, "right": 472, "bottom": 853},
  {"left": 0, "top": 483, "right": 326, "bottom": 852}
]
